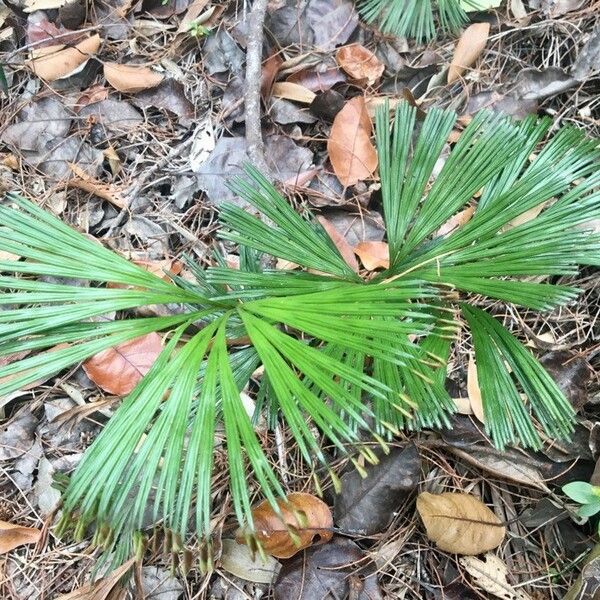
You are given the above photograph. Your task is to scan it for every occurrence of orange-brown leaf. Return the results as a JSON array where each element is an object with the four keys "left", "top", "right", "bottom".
[
  {"left": 317, "top": 216, "right": 360, "bottom": 273},
  {"left": 103, "top": 62, "right": 164, "bottom": 93},
  {"left": 237, "top": 492, "right": 333, "bottom": 559},
  {"left": 83, "top": 333, "right": 163, "bottom": 396},
  {"left": 448, "top": 23, "right": 490, "bottom": 84},
  {"left": 328, "top": 96, "right": 378, "bottom": 187},
  {"left": 354, "top": 241, "right": 389, "bottom": 271},
  {"left": 336, "top": 44, "right": 384, "bottom": 86},
  {"left": 28, "top": 35, "right": 101, "bottom": 82},
  {"left": 0, "top": 520, "right": 41, "bottom": 554}
]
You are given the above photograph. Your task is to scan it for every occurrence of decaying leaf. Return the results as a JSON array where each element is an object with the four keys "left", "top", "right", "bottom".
[
  {"left": 540, "top": 350, "right": 590, "bottom": 411},
  {"left": 328, "top": 96, "right": 378, "bottom": 187},
  {"left": 220, "top": 538, "right": 281, "bottom": 584},
  {"left": 28, "top": 34, "right": 101, "bottom": 81},
  {"left": 467, "top": 354, "right": 485, "bottom": 424},
  {"left": 417, "top": 492, "right": 505, "bottom": 555},
  {"left": 104, "top": 62, "right": 164, "bottom": 93},
  {"left": 56, "top": 558, "right": 135, "bottom": 599},
  {"left": 354, "top": 241, "right": 389, "bottom": 271},
  {"left": 334, "top": 445, "right": 421, "bottom": 535},
  {"left": 274, "top": 537, "right": 382, "bottom": 600},
  {"left": 317, "top": 216, "right": 360, "bottom": 272},
  {"left": 449, "top": 447, "right": 550, "bottom": 492},
  {"left": 83, "top": 333, "right": 163, "bottom": 396},
  {"left": 67, "top": 163, "right": 125, "bottom": 208},
  {"left": 336, "top": 44, "right": 384, "bottom": 86},
  {"left": 271, "top": 81, "right": 316, "bottom": 104},
  {"left": 459, "top": 554, "right": 532, "bottom": 600},
  {"left": 448, "top": 23, "right": 490, "bottom": 84},
  {"left": 0, "top": 520, "right": 41, "bottom": 554},
  {"left": 236, "top": 492, "right": 333, "bottom": 559}
]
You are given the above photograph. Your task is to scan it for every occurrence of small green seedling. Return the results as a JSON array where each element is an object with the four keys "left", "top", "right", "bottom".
[
  {"left": 187, "top": 20, "right": 211, "bottom": 38},
  {"left": 563, "top": 482, "right": 600, "bottom": 532}
]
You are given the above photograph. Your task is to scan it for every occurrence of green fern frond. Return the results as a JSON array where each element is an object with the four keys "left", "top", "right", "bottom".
[
  {"left": 0, "top": 99, "right": 598, "bottom": 570},
  {"left": 359, "top": 0, "right": 477, "bottom": 41}
]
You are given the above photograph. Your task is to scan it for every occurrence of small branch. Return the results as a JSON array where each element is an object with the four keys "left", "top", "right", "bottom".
[{"left": 244, "top": 0, "right": 272, "bottom": 179}]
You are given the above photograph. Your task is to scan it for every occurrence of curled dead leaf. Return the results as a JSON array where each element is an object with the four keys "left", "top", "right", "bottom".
[
  {"left": 336, "top": 44, "right": 384, "bottom": 86},
  {"left": 28, "top": 34, "right": 101, "bottom": 82},
  {"left": 0, "top": 520, "right": 41, "bottom": 554},
  {"left": 56, "top": 558, "right": 135, "bottom": 599},
  {"left": 459, "top": 553, "right": 532, "bottom": 600},
  {"left": 237, "top": 492, "right": 333, "bottom": 559},
  {"left": 448, "top": 23, "right": 490, "bottom": 84},
  {"left": 67, "top": 163, "right": 125, "bottom": 208},
  {"left": 103, "top": 62, "right": 164, "bottom": 93},
  {"left": 354, "top": 241, "right": 389, "bottom": 271},
  {"left": 83, "top": 333, "right": 163, "bottom": 396},
  {"left": 328, "top": 96, "right": 378, "bottom": 188},
  {"left": 417, "top": 492, "right": 505, "bottom": 555}
]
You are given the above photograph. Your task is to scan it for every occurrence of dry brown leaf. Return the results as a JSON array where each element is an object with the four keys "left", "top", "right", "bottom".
[
  {"left": 336, "top": 44, "right": 384, "bottom": 86},
  {"left": 28, "top": 34, "right": 101, "bottom": 82},
  {"left": 504, "top": 202, "right": 545, "bottom": 230},
  {"left": 56, "top": 558, "right": 135, "bottom": 599},
  {"left": 67, "top": 163, "right": 125, "bottom": 208},
  {"left": 236, "top": 492, "right": 333, "bottom": 559},
  {"left": 271, "top": 81, "right": 316, "bottom": 104},
  {"left": 459, "top": 554, "right": 532, "bottom": 600},
  {"left": 467, "top": 353, "right": 485, "bottom": 424},
  {"left": 317, "top": 216, "right": 360, "bottom": 273},
  {"left": 328, "top": 96, "right": 378, "bottom": 187},
  {"left": 448, "top": 23, "right": 490, "bottom": 84},
  {"left": 83, "top": 333, "right": 163, "bottom": 396},
  {"left": 0, "top": 520, "right": 41, "bottom": 554},
  {"left": 261, "top": 53, "right": 283, "bottom": 98},
  {"left": 103, "top": 62, "right": 164, "bottom": 94},
  {"left": 417, "top": 492, "right": 505, "bottom": 555},
  {"left": 354, "top": 241, "right": 389, "bottom": 270},
  {"left": 437, "top": 205, "right": 475, "bottom": 237}
]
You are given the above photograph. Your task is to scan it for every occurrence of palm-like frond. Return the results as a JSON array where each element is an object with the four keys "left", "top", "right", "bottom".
[
  {"left": 1, "top": 100, "right": 598, "bottom": 569},
  {"left": 359, "top": 0, "right": 477, "bottom": 41}
]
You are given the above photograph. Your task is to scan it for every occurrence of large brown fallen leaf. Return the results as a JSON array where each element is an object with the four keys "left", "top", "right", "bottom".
[
  {"left": 417, "top": 492, "right": 505, "bottom": 555},
  {"left": 0, "top": 520, "right": 41, "bottom": 554},
  {"left": 336, "top": 44, "right": 384, "bottom": 86},
  {"left": 327, "top": 96, "right": 378, "bottom": 187},
  {"left": 448, "top": 23, "right": 490, "bottom": 84},
  {"left": 83, "top": 333, "right": 163, "bottom": 396},
  {"left": 236, "top": 492, "right": 333, "bottom": 559},
  {"left": 28, "top": 34, "right": 101, "bottom": 81},
  {"left": 103, "top": 62, "right": 164, "bottom": 93},
  {"left": 56, "top": 558, "right": 135, "bottom": 599}
]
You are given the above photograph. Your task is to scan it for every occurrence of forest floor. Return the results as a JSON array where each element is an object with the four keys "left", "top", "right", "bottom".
[{"left": 0, "top": 0, "right": 600, "bottom": 598}]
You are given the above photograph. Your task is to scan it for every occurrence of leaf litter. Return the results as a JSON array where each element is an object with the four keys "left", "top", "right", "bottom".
[{"left": 1, "top": 0, "right": 599, "bottom": 597}]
